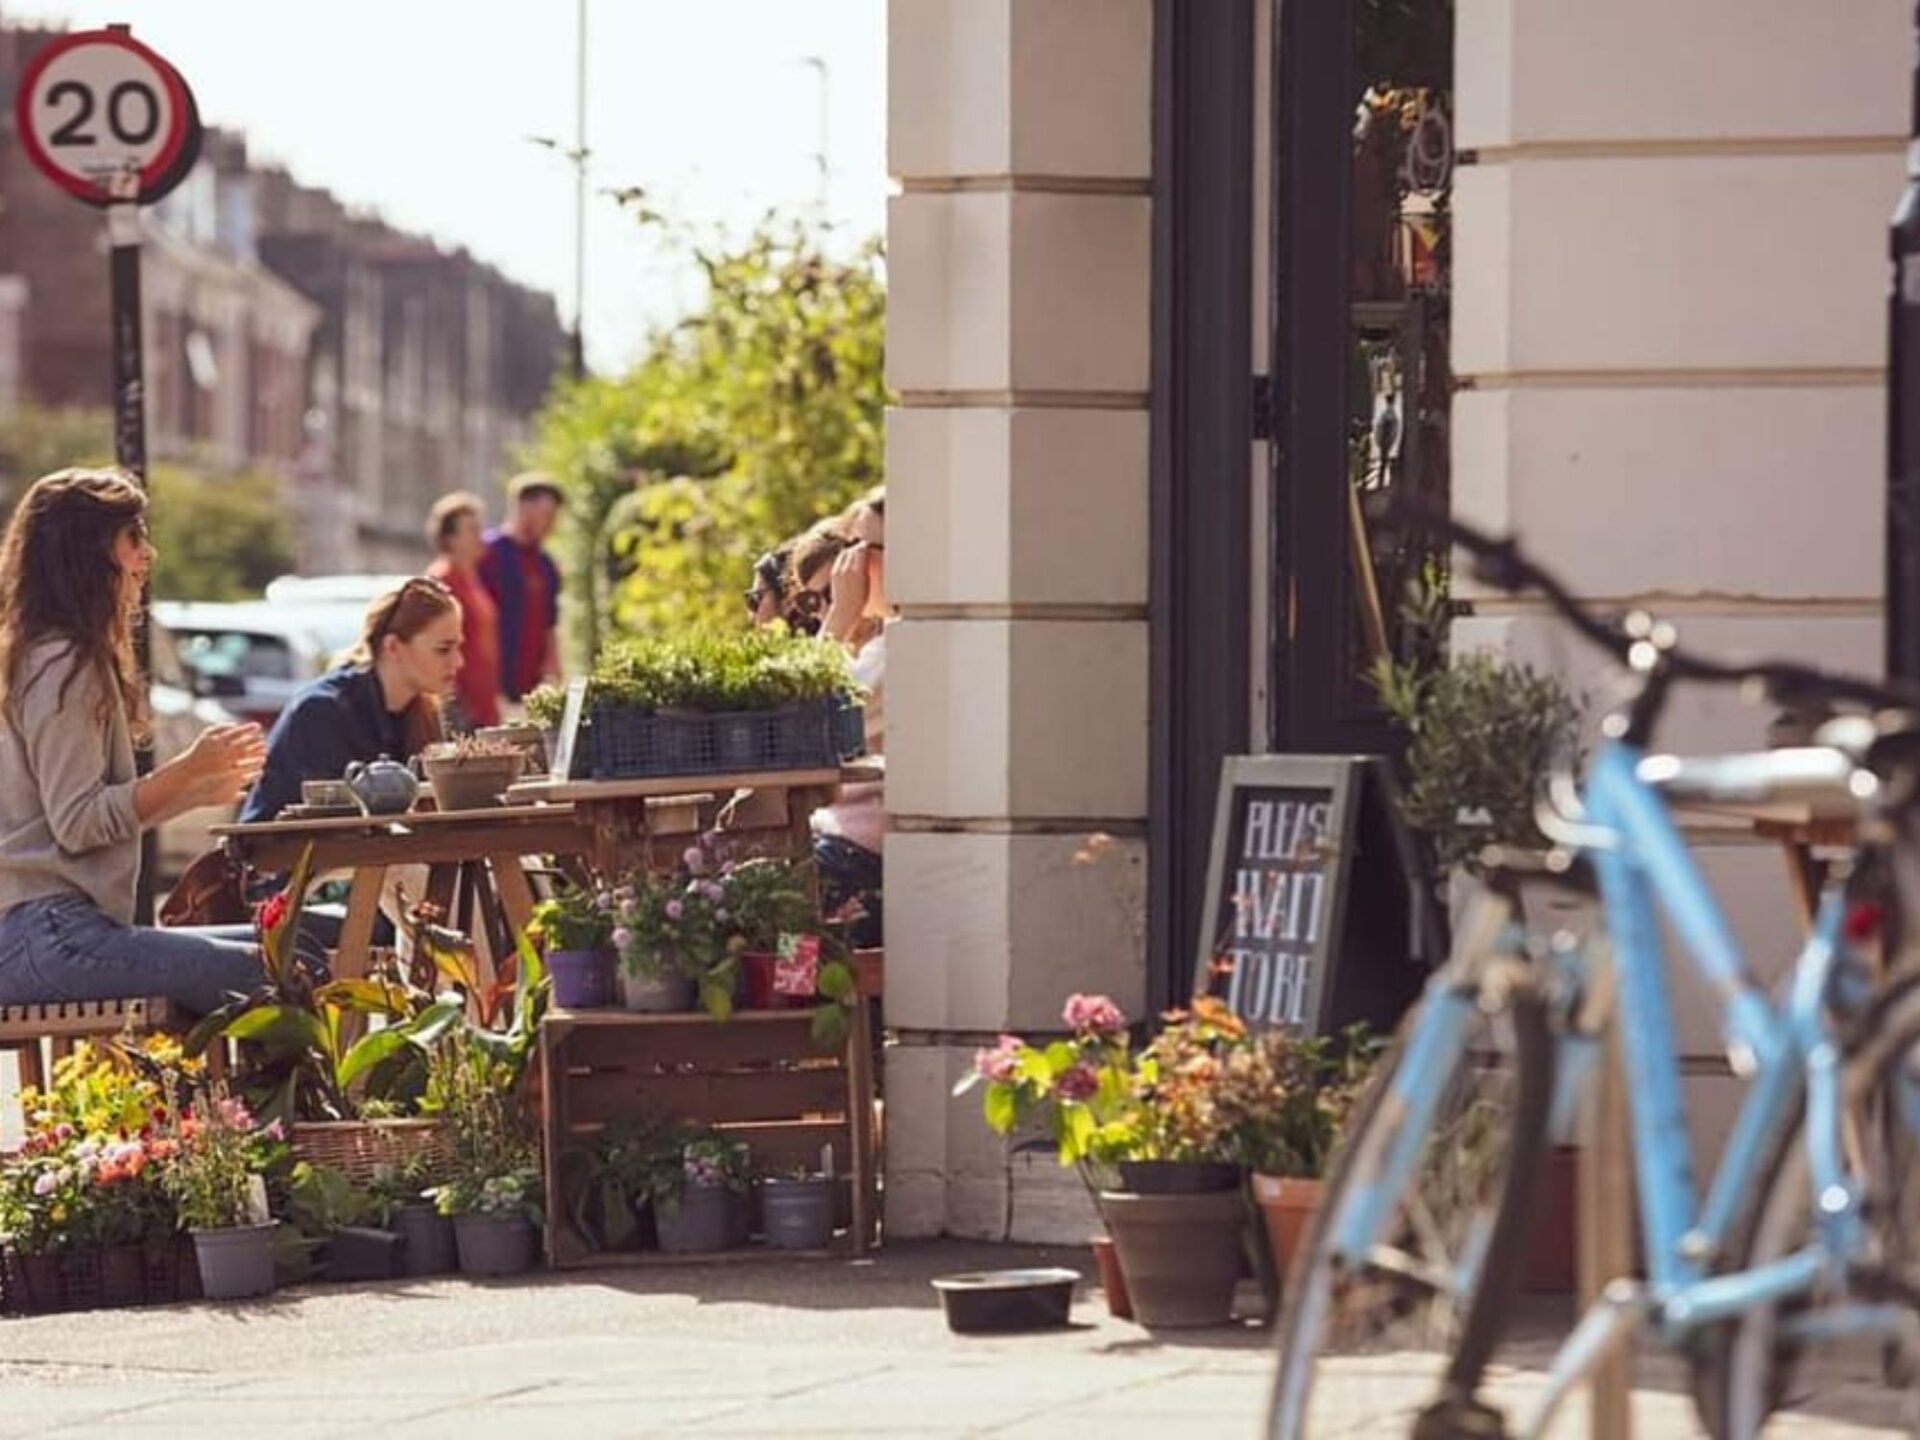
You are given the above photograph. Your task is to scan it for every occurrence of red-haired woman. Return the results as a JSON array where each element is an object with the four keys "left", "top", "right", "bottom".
[{"left": 0, "top": 469, "right": 269, "bottom": 1012}]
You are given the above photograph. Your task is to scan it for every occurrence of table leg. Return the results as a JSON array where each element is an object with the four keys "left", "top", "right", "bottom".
[
  {"left": 488, "top": 854, "right": 538, "bottom": 957},
  {"left": 335, "top": 867, "right": 385, "bottom": 983},
  {"left": 848, "top": 995, "right": 877, "bottom": 1254}
]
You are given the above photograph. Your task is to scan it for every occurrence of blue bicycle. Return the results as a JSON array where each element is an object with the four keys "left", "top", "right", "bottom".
[{"left": 1268, "top": 512, "right": 1920, "bottom": 1439}]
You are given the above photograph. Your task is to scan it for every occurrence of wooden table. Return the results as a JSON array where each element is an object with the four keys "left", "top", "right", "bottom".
[
  {"left": 213, "top": 804, "right": 598, "bottom": 985},
  {"left": 509, "top": 765, "right": 870, "bottom": 872}
]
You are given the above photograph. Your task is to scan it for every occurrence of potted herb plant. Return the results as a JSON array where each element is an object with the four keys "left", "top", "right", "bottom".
[
  {"left": 425, "top": 1044, "right": 543, "bottom": 1277},
  {"left": 160, "top": 1087, "right": 288, "bottom": 1301},
  {"left": 529, "top": 884, "right": 615, "bottom": 1010},
  {"left": 648, "top": 1126, "right": 751, "bottom": 1254},
  {"left": 724, "top": 856, "right": 824, "bottom": 1010},
  {"left": 587, "top": 630, "right": 864, "bottom": 779},
  {"left": 1215, "top": 1026, "right": 1379, "bottom": 1277}
]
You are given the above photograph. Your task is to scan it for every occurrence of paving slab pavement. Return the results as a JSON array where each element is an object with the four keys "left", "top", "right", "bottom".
[{"left": 0, "top": 1240, "right": 1900, "bottom": 1437}]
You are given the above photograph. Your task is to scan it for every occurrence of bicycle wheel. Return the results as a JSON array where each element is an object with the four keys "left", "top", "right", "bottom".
[
  {"left": 1704, "top": 975, "right": 1920, "bottom": 1439},
  {"left": 1267, "top": 953, "right": 1556, "bottom": 1439}
]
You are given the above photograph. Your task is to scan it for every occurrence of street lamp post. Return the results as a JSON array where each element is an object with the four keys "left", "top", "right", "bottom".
[
  {"left": 1888, "top": 1, "right": 1920, "bottom": 680},
  {"left": 571, "top": 0, "right": 587, "bottom": 377}
]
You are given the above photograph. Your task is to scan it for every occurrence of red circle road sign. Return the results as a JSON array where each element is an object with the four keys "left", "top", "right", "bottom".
[{"left": 14, "top": 28, "right": 199, "bottom": 206}]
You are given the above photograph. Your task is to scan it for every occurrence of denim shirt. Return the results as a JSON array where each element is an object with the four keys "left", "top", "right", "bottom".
[{"left": 240, "top": 666, "right": 408, "bottom": 823}]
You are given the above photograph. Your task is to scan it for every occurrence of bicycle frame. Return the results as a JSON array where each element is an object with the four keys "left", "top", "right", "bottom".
[{"left": 1582, "top": 739, "right": 1862, "bottom": 1333}]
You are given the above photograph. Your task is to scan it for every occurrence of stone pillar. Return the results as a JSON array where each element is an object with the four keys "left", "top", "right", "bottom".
[
  {"left": 1453, "top": 0, "right": 1908, "bottom": 1159},
  {"left": 884, "top": 0, "right": 1154, "bottom": 1240}
]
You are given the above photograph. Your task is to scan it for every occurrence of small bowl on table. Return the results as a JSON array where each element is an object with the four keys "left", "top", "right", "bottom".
[{"left": 418, "top": 747, "right": 526, "bottom": 811}]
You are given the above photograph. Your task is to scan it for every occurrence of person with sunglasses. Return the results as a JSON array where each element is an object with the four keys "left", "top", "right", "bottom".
[
  {"left": 0, "top": 468, "right": 272, "bottom": 1012},
  {"left": 240, "top": 576, "right": 460, "bottom": 823},
  {"left": 745, "top": 541, "right": 798, "bottom": 628}
]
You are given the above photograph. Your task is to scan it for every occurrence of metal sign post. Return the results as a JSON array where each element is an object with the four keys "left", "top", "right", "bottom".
[{"left": 12, "top": 25, "right": 201, "bottom": 921}]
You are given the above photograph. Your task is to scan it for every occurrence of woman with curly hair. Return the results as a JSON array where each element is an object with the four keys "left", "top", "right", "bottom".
[{"left": 0, "top": 468, "right": 269, "bottom": 1012}]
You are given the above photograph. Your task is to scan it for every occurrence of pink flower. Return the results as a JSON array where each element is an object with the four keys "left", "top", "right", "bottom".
[
  {"left": 665, "top": 899, "right": 685, "bottom": 922},
  {"left": 1062, "top": 993, "right": 1126, "bottom": 1036},
  {"left": 684, "top": 847, "right": 710, "bottom": 876},
  {"left": 52, "top": 1123, "right": 74, "bottom": 1143},
  {"left": 973, "top": 1035, "right": 1023, "bottom": 1083},
  {"left": 31, "top": 1171, "right": 58, "bottom": 1197},
  {"left": 1053, "top": 1063, "right": 1099, "bottom": 1102},
  {"left": 263, "top": 1120, "right": 287, "bottom": 1142},
  {"left": 700, "top": 881, "right": 725, "bottom": 904},
  {"left": 611, "top": 926, "right": 633, "bottom": 949}
]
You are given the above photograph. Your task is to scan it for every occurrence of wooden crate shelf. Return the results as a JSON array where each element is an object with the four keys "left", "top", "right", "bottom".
[{"left": 538, "top": 1001, "right": 879, "bottom": 1271}]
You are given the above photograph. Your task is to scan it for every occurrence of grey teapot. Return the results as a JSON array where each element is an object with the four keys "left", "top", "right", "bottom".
[{"left": 343, "top": 754, "right": 418, "bottom": 815}]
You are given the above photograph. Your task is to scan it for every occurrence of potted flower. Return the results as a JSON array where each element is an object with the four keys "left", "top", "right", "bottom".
[
  {"left": 160, "top": 1086, "right": 287, "bottom": 1301},
  {"left": 529, "top": 884, "right": 615, "bottom": 1010},
  {"left": 957, "top": 995, "right": 1254, "bottom": 1328},
  {"left": 723, "top": 856, "right": 825, "bottom": 1010},
  {"left": 608, "top": 857, "right": 726, "bottom": 1014},
  {"left": 424, "top": 1044, "right": 542, "bottom": 1277},
  {"left": 1214, "top": 1026, "right": 1378, "bottom": 1277},
  {"left": 647, "top": 1126, "right": 751, "bottom": 1254}
]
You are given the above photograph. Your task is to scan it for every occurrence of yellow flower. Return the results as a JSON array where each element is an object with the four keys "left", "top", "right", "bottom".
[{"left": 51, "top": 1204, "right": 66, "bottom": 1223}]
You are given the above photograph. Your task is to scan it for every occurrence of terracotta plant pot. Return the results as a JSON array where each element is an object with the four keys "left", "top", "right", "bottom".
[
  {"left": 1098, "top": 1188, "right": 1246, "bottom": 1328},
  {"left": 1090, "top": 1233, "right": 1132, "bottom": 1320},
  {"left": 1521, "top": 1144, "right": 1578, "bottom": 1294},
  {"left": 1251, "top": 1173, "right": 1324, "bottom": 1280}
]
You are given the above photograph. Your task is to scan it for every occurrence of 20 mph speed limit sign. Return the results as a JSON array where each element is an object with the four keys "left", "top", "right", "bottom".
[{"left": 14, "top": 27, "right": 201, "bottom": 207}]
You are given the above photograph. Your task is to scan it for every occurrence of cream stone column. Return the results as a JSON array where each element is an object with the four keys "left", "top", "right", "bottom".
[
  {"left": 884, "top": 0, "right": 1154, "bottom": 1240},
  {"left": 1453, "top": 0, "right": 1908, "bottom": 1161}
]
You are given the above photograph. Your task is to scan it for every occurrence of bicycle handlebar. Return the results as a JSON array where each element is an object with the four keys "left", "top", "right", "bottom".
[{"left": 1387, "top": 499, "right": 1920, "bottom": 715}]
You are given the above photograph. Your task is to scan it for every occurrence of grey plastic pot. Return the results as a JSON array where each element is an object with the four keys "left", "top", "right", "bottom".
[
  {"left": 396, "top": 1204, "right": 458, "bottom": 1277},
  {"left": 190, "top": 1223, "right": 277, "bottom": 1301},
  {"left": 656, "top": 1183, "right": 747, "bottom": 1254},
  {"left": 759, "top": 1176, "right": 835, "bottom": 1251},
  {"left": 1097, "top": 1189, "right": 1244, "bottom": 1328},
  {"left": 453, "top": 1213, "right": 536, "bottom": 1277},
  {"left": 620, "top": 966, "right": 696, "bottom": 1013}
]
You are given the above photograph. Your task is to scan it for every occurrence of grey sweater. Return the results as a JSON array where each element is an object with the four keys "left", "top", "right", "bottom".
[{"left": 0, "top": 640, "right": 142, "bottom": 924}]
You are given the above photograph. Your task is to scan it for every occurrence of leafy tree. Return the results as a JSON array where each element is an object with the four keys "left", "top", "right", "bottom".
[
  {"left": 525, "top": 217, "right": 886, "bottom": 664},
  {"left": 0, "top": 405, "right": 296, "bottom": 600}
]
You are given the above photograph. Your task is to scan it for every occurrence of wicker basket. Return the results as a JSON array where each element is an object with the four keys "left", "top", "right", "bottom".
[{"left": 289, "top": 1119, "right": 452, "bottom": 1186}]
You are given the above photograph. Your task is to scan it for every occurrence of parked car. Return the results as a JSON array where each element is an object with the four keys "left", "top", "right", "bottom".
[
  {"left": 263, "top": 573, "right": 411, "bottom": 662},
  {"left": 148, "top": 616, "right": 246, "bottom": 881},
  {"left": 153, "top": 601, "right": 332, "bottom": 732}
]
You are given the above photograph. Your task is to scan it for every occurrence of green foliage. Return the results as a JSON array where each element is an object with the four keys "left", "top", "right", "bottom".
[
  {"left": 523, "top": 684, "right": 568, "bottom": 729},
  {"left": 1370, "top": 572, "right": 1585, "bottom": 875},
  {"left": 557, "top": 1111, "right": 674, "bottom": 1252},
  {"left": 0, "top": 406, "right": 296, "bottom": 601},
  {"left": 1212, "top": 1025, "right": 1380, "bottom": 1179},
  {"left": 524, "top": 219, "right": 886, "bottom": 660},
  {"left": 423, "top": 1043, "right": 542, "bottom": 1224},
  {"left": 590, "top": 628, "right": 856, "bottom": 712},
  {"left": 528, "top": 884, "right": 612, "bottom": 953}
]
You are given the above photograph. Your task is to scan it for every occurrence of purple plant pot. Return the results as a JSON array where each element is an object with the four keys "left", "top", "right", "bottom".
[{"left": 548, "top": 948, "right": 613, "bottom": 1009}]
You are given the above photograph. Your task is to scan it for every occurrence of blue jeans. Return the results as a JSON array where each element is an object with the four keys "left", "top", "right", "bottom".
[{"left": 0, "top": 894, "right": 267, "bottom": 1016}]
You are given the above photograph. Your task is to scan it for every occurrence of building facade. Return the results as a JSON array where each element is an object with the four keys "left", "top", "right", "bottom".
[
  {"left": 0, "top": 24, "right": 564, "bottom": 575},
  {"left": 882, "top": 0, "right": 1906, "bottom": 1240}
]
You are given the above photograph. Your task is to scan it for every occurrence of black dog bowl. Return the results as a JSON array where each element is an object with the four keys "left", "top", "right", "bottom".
[{"left": 932, "top": 1267, "right": 1080, "bottom": 1334}]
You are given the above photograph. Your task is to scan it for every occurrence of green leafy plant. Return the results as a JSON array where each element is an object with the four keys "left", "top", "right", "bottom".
[
  {"left": 528, "top": 884, "right": 613, "bottom": 953},
  {"left": 557, "top": 1111, "right": 674, "bottom": 1252},
  {"left": 423, "top": 1043, "right": 542, "bottom": 1225},
  {"left": 1370, "top": 573, "right": 1585, "bottom": 875},
  {"left": 590, "top": 628, "right": 857, "bottom": 714},
  {"left": 1212, "top": 1025, "right": 1381, "bottom": 1178},
  {"left": 284, "top": 1161, "right": 376, "bottom": 1237},
  {"left": 526, "top": 220, "right": 885, "bottom": 660},
  {"left": 524, "top": 684, "right": 568, "bottom": 729}
]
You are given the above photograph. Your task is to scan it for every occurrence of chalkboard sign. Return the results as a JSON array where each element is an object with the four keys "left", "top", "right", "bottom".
[{"left": 1192, "top": 755, "right": 1432, "bottom": 1036}]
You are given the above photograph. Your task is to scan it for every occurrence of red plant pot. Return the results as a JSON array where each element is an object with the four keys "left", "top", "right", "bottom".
[{"left": 738, "top": 951, "right": 811, "bottom": 1011}]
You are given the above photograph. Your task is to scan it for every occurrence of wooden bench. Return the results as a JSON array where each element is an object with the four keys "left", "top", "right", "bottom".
[{"left": 0, "top": 997, "right": 198, "bottom": 1107}]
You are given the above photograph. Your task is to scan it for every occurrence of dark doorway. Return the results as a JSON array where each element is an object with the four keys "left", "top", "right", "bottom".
[{"left": 1266, "top": 0, "right": 1455, "bottom": 755}]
